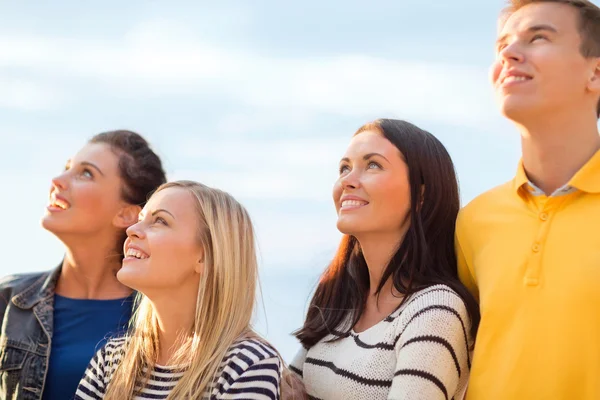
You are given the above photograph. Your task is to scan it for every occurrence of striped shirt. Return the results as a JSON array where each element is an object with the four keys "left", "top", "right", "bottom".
[
  {"left": 290, "top": 285, "right": 472, "bottom": 400},
  {"left": 75, "top": 336, "right": 281, "bottom": 399}
]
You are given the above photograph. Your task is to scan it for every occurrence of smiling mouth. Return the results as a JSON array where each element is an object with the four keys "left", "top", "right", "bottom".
[
  {"left": 340, "top": 200, "right": 369, "bottom": 210},
  {"left": 501, "top": 75, "right": 532, "bottom": 86},
  {"left": 48, "top": 198, "right": 70, "bottom": 210},
  {"left": 125, "top": 248, "right": 150, "bottom": 260}
]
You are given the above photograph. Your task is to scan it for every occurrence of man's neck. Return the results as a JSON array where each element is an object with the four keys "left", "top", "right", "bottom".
[{"left": 517, "top": 110, "right": 600, "bottom": 195}]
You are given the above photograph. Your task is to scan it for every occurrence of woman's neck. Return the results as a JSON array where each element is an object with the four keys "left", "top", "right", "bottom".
[
  {"left": 358, "top": 231, "right": 404, "bottom": 296},
  {"left": 150, "top": 283, "right": 199, "bottom": 366},
  {"left": 353, "top": 231, "right": 406, "bottom": 333},
  {"left": 55, "top": 235, "right": 132, "bottom": 299}
]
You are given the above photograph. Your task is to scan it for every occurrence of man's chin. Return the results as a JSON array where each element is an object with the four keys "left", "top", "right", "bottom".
[{"left": 500, "top": 96, "right": 541, "bottom": 122}]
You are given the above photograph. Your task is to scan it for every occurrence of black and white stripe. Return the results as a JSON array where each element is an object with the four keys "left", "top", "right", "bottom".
[
  {"left": 291, "top": 284, "right": 472, "bottom": 400},
  {"left": 75, "top": 337, "right": 281, "bottom": 400}
]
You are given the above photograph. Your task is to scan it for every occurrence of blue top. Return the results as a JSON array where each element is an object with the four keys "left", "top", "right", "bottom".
[{"left": 41, "top": 293, "right": 134, "bottom": 400}]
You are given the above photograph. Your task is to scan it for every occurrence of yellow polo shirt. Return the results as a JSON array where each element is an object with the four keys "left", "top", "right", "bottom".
[{"left": 456, "top": 150, "right": 600, "bottom": 400}]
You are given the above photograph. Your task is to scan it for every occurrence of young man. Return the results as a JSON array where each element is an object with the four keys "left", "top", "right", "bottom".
[{"left": 456, "top": 0, "right": 600, "bottom": 399}]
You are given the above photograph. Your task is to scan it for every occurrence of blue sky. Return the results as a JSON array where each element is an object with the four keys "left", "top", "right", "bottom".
[{"left": 0, "top": 0, "right": 528, "bottom": 359}]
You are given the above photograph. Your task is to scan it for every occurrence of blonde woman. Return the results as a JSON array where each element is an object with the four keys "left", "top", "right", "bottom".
[{"left": 74, "top": 180, "right": 282, "bottom": 399}]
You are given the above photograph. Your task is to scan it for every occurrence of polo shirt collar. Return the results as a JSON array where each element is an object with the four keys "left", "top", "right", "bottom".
[
  {"left": 513, "top": 149, "right": 600, "bottom": 195},
  {"left": 569, "top": 149, "right": 600, "bottom": 193},
  {"left": 513, "top": 161, "right": 529, "bottom": 193}
]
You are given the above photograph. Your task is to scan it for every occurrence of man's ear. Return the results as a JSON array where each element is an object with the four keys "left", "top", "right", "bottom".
[
  {"left": 587, "top": 58, "right": 600, "bottom": 94},
  {"left": 113, "top": 204, "right": 141, "bottom": 229}
]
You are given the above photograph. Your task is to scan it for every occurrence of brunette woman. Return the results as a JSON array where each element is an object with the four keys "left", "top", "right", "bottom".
[{"left": 291, "top": 119, "right": 480, "bottom": 400}]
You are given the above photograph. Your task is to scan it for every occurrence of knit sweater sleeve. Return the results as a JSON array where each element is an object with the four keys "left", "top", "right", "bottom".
[
  {"left": 388, "top": 290, "right": 471, "bottom": 400},
  {"left": 289, "top": 346, "right": 308, "bottom": 378}
]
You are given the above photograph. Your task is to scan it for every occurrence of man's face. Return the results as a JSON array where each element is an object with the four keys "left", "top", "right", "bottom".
[{"left": 491, "top": 2, "right": 598, "bottom": 121}]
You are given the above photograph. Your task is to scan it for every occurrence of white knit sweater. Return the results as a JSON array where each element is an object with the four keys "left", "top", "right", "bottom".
[{"left": 290, "top": 285, "right": 472, "bottom": 400}]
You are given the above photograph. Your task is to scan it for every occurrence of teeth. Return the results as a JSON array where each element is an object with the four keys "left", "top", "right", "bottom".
[
  {"left": 342, "top": 200, "right": 368, "bottom": 208},
  {"left": 126, "top": 248, "right": 149, "bottom": 259},
  {"left": 504, "top": 76, "right": 530, "bottom": 83},
  {"left": 50, "top": 198, "right": 69, "bottom": 209}
]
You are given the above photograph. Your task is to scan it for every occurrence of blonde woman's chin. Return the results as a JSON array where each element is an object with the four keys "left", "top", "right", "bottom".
[{"left": 116, "top": 261, "right": 148, "bottom": 290}]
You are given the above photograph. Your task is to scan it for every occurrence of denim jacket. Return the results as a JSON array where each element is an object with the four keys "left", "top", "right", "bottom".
[{"left": 0, "top": 266, "right": 60, "bottom": 400}]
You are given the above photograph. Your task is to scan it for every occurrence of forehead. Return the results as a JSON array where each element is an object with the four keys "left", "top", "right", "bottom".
[
  {"left": 72, "top": 143, "right": 119, "bottom": 173},
  {"left": 345, "top": 130, "right": 399, "bottom": 157},
  {"left": 145, "top": 187, "right": 197, "bottom": 219},
  {"left": 499, "top": 2, "right": 579, "bottom": 36}
]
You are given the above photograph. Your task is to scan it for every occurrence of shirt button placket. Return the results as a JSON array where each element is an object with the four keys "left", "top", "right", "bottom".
[{"left": 525, "top": 204, "right": 552, "bottom": 286}]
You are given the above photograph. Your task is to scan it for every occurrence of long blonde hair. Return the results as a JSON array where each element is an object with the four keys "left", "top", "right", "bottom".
[{"left": 104, "top": 180, "right": 260, "bottom": 399}]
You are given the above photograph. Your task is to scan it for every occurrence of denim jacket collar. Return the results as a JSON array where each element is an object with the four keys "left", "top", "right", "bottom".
[{"left": 12, "top": 265, "right": 61, "bottom": 310}]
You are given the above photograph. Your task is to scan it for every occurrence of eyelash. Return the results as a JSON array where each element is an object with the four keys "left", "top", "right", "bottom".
[
  {"left": 531, "top": 34, "right": 547, "bottom": 42},
  {"left": 496, "top": 34, "right": 547, "bottom": 52},
  {"left": 154, "top": 216, "right": 167, "bottom": 225},
  {"left": 62, "top": 165, "right": 93, "bottom": 179},
  {"left": 339, "top": 161, "right": 382, "bottom": 174}
]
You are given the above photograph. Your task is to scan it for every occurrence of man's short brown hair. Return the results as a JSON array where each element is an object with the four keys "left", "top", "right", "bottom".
[
  {"left": 502, "top": 0, "right": 600, "bottom": 116},
  {"left": 503, "top": 0, "right": 600, "bottom": 56}
]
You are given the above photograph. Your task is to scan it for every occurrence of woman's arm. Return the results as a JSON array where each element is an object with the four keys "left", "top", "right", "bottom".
[
  {"left": 74, "top": 345, "right": 109, "bottom": 400},
  {"left": 388, "top": 292, "right": 471, "bottom": 400},
  {"left": 289, "top": 347, "right": 307, "bottom": 378},
  {"left": 220, "top": 355, "right": 282, "bottom": 400},
  {"left": 215, "top": 339, "right": 283, "bottom": 400}
]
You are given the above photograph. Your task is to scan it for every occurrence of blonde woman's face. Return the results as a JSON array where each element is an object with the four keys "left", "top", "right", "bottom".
[{"left": 118, "top": 187, "right": 204, "bottom": 294}]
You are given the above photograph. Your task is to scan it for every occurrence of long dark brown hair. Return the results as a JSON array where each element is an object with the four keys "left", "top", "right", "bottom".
[{"left": 294, "top": 119, "right": 480, "bottom": 348}]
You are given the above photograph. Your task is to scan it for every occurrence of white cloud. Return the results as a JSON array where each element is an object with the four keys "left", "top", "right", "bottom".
[
  {"left": 214, "top": 110, "right": 319, "bottom": 136},
  {"left": 169, "top": 135, "right": 349, "bottom": 203},
  {"left": 0, "top": 19, "right": 496, "bottom": 126},
  {"left": 177, "top": 136, "right": 346, "bottom": 168},
  {"left": 0, "top": 77, "right": 69, "bottom": 111},
  {"left": 251, "top": 209, "right": 340, "bottom": 272},
  {"left": 170, "top": 168, "right": 336, "bottom": 202}
]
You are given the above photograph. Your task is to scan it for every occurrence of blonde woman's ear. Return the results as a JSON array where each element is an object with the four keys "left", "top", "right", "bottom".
[
  {"left": 281, "top": 368, "right": 308, "bottom": 400},
  {"left": 194, "top": 250, "right": 204, "bottom": 274}
]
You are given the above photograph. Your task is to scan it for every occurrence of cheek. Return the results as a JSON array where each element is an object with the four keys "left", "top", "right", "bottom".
[
  {"left": 75, "top": 185, "right": 105, "bottom": 210},
  {"left": 332, "top": 181, "right": 343, "bottom": 210},
  {"left": 73, "top": 181, "right": 121, "bottom": 217},
  {"left": 490, "top": 61, "right": 502, "bottom": 85},
  {"left": 534, "top": 48, "right": 582, "bottom": 83},
  {"left": 563, "top": 58, "right": 592, "bottom": 90},
  {"left": 370, "top": 179, "right": 411, "bottom": 223},
  {"left": 149, "top": 236, "right": 198, "bottom": 276}
]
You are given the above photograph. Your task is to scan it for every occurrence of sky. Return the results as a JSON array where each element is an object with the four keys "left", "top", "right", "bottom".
[{"left": 0, "top": 0, "right": 530, "bottom": 360}]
